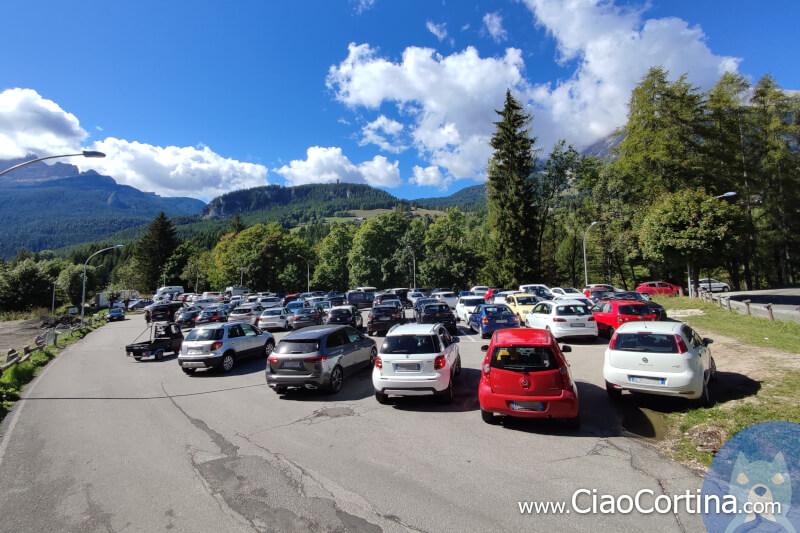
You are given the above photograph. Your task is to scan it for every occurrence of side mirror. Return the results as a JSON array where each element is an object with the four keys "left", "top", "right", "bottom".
[
  {"left": 561, "top": 345, "right": 572, "bottom": 353},
  {"left": 480, "top": 344, "right": 489, "bottom": 352},
  {"left": 703, "top": 338, "right": 714, "bottom": 346},
  {"left": 452, "top": 336, "right": 460, "bottom": 343}
]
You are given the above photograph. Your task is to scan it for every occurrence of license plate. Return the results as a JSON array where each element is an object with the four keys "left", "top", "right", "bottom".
[
  {"left": 395, "top": 363, "right": 420, "bottom": 372},
  {"left": 281, "top": 361, "right": 304, "bottom": 369},
  {"left": 510, "top": 401, "right": 545, "bottom": 411},
  {"left": 495, "top": 319, "right": 507, "bottom": 324},
  {"left": 570, "top": 323, "right": 584, "bottom": 327},
  {"left": 630, "top": 376, "right": 665, "bottom": 385},
  {"left": 188, "top": 350, "right": 203, "bottom": 355},
  {"left": 380, "top": 317, "right": 390, "bottom": 321}
]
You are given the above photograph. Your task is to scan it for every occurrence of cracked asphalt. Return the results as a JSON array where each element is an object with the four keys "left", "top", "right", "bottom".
[{"left": 0, "top": 312, "right": 705, "bottom": 532}]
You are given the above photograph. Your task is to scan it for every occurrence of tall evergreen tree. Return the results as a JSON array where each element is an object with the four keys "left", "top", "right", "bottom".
[
  {"left": 485, "top": 89, "right": 539, "bottom": 287},
  {"left": 133, "top": 212, "right": 180, "bottom": 290}
]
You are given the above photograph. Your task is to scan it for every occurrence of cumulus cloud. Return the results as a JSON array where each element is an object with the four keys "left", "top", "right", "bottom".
[
  {"left": 426, "top": 21, "right": 448, "bottom": 42},
  {"left": 360, "top": 115, "right": 407, "bottom": 153},
  {"left": 411, "top": 165, "right": 451, "bottom": 190},
  {"left": 354, "top": 0, "right": 375, "bottom": 14},
  {"left": 483, "top": 12, "right": 508, "bottom": 42},
  {"left": 0, "top": 88, "right": 268, "bottom": 200},
  {"left": 327, "top": 44, "right": 527, "bottom": 187},
  {"left": 273, "top": 146, "right": 400, "bottom": 188}
]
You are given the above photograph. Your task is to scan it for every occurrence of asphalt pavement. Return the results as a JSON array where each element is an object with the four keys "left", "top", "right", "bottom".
[{"left": 0, "top": 311, "right": 706, "bottom": 532}]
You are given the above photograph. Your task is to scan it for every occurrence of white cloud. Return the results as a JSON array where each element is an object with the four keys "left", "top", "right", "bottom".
[
  {"left": 0, "top": 88, "right": 268, "bottom": 200},
  {"left": 411, "top": 165, "right": 451, "bottom": 190},
  {"left": 354, "top": 0, "right": 375, "bottom": 14},
  {"left": 273, "top": 146, "right": 401, "bottom": 188},
  {"left": 426, "top": 21, "right": 448, "bottom": 42},
  {"left": 483, "top": 12, "right": 508, "bottom": 42},
  {"left": 360, "top": 115, "right": 407, "bottom": 153}
]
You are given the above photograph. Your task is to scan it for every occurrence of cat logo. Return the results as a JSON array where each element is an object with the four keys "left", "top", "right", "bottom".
[{"left": 727, "top": 452, "right": 793, "bottom": 531}]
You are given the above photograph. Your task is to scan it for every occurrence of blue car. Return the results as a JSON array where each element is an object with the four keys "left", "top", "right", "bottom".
[{"left": 467, "top": 304, "right": 519, "bottom": 339}]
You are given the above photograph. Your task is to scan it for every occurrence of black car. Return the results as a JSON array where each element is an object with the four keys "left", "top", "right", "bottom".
[
  {"left": 175, "top": 307, "right": 203, "bottom": 328},
  {"left": 326, "top": 306, "right": 363, "bottom": 329},
  {"left": 413, "top": 297, "right": 439, "bottom": 322},
  {"left": 327, "top": 296, "right": 345, "bottom": 307},
  {"left": 346, "top": 291, "right": 373, "bottom": 309},
  {"left": 417, "top": 302, "right": 458, "bottom": 335},
  {"left": 602, "top": 292, "right": 667, "bottom": 320},
  {"left": 145, "top": 302, "right": 185, "bottom": 323},
  {"left": 367, "top": 304, "right": 404, "bottom": 336},
  {"left": 195, "top": 307, "right": 229, "bottom": 325}
]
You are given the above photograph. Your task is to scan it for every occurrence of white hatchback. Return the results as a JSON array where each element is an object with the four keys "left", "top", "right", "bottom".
[
  {"left": 431, "top": 291, "right": 458, "bottom": 309},
  {"left": 525, "top": 300, "right": 598, "bottom": 340},
  {"left": 372, "top": 323, "right": 461, "bottom": 404},
  {"left": 455, "top": 296, "right": 486, "bottom": 323},
  {"left": 603, "top": 321, "right": 717, "bottom": 405}
]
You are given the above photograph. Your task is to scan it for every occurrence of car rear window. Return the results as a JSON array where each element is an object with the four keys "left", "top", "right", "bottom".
[
  {"left": 618, "top": 304, "right": 650, "bottom": 316},
  {"left": 514, "top": 296, "right": 538, "bottom": 305},
  {"left": 462, "top": 298, "right": 485, "bottom": 306},
  {"left": 613, "top": 333, "right": 678, "bottom": 353},
  {"left": 423, "top": 304, "right": 449, "bottom": 313},
  {"left": 185, "top": 328, "right": 224, "bottom": 341},
  {"left": 262, "top": 309, "right": 283, "bottom": 316},
  {"left": 555, "top": 304, "right": 590, "bottom": 316},
  {"left": 276, "top": 340, "right": 321, "bottom": 354},
  {"left": 373, "top": 306, "right": 394, "bottom": 314},
  {"left": 382, "top": 335, "right": 440, "bottom": 354},
  {"left": 330, "top": 309, "right": 351, "bottom": 317},
  {"left": 296, "top": 309, "right": 315, "bottom": 315},
  {"left": 490, "top": 346, "right": 557, "bottom": 372},
  {"left": 483, "top": 305, "right": 511, "bottom": 315}
]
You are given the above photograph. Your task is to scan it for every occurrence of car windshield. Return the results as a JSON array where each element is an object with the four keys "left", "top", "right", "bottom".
[
  {"left": 230, "top": 309, "right": 250, "bottom": 315},
  {"left": 483, "top": 305, "right": 511, "bottom": 315},
  {"left": 613, "top": 333, "right": 679, "bottom": 353},
  {"left": 555, "top": 304, "right": 590, "bottom": 316},
  {"left": 423, "top": 304, "right": 449, "bottom": 313},
  {"left": 275, "top": 340, "right": 320, "bottom": 354},
  {"left": 330, "top": 309, "right": 351, "bottom": 317},
  {"left": 515, "top": 297, "right": 537, "bottom": 305},
  {"left": 262, "top": 309, "right": 283, "bottom": 316},
  {"left": 185, "top": 328, "right": 224, "bottom": 341},
  {"left": 381, "top": 335, "right": 440, "bottom": 354},
  {"left": 490, "top": 346, "right": 557, "bottom": 372},
  {"left": 618, "top": 304, "right": 650, "bottom": 316}
]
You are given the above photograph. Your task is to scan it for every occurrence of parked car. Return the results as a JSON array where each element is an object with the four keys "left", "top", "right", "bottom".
[
  {"left": 587, "top": 288, "right": 616, "bottom": 303},
  {"left": 417, "top": 302, "right": 458, "bottom": 334},
  {"left": 636, "top": 281, "right": 681, "bottom": 297},
  {"left": 552, "top": 294, "right": 594, "bottom": 307},
  {"left": 550, "top": 287, "right": 582, "bottom": 297},
  {"left": 470, "top": 286, "right": 489, "bottom": 296},
  {"left": 504, "top": 293, "right": 540, "bottom": 323},
  {"left": 591, "top": 300, "right": 658, "bottom": 338},
  {"left": 346, "top": 290, "right": 374, "bottom": 309},
  {"left": 257, "top": 296, "right": 283, "bottom": 308},
  {"left": 455, "top": 296, "right": 487, "bottom": 323},
  {"left": 698, "top": 278, "right": 731, "bottom": 293},
  {"left": 367, "top": 304, "right": 404, "bottom": 336},
  {"left": 326, "top": 296, "right": 345, "bottom": 307},
  {"left": 285, "top": 300, "right": 309, "bottom": 313},
  {"left": 467, "top": 304, "right": 520, "bottom": 338},
  {"left": 145, "top": 302, "right": 185, "bottom": 323},
  {"left": 178, "top": 322, "right": 274, "bottom": 374},
  {"left": 413, "top": 298, "right": 440, "bottom": 322},
  {"left": 195, "top": 307, "right": 229, "bottom": 325},
  {"left": 127, "top": 298, "right": 153, "bottom": 310},
  {"left": 601, "top": 292, "right": 667, "bottom": 320},
  {"left": 519, "top": 284, "right": 554, "bottom": 300},
  {"left": 266, "top": 325, "right": 376, "bottom": 394},
  {"left": 288, "top": 308, "right": 323, "bottom": 329},
  {"left": 603, "top": 321, "right": 717, "bottom": 405},
  {"left": 373, "top": 323, "right": 461, "bottom": 404},
  {"left": 107, "top": 308, "right": 125, "bottom": 321},
  {"left": 484, "top": 288, "right": 514, "bottom": 302},
  {"left": 582, "top": 284, "right": 615, "bottom": 298},
  {"left": 175, "top": 306, "right": 203, "bottom": 328},
  {"left": 258, "top": 307, "right": 291, "bottom": 330},
  {"left": 126, "top": 322, "right": 184, "bottom": 361},
  {"left": 524, "top": 300, "right": 598, "bottom": 341},
  {"left": 227, "top": 304, "right": 265, "bottom": 325},
  {"left": 326, "top": 305, "right": 363, "bottom": 329},
  {"left": 432, "top": 291, "right": 458, "bottom": 309},
  {"left": 478, "top": 328, "right": 579, "bottom": 427}
]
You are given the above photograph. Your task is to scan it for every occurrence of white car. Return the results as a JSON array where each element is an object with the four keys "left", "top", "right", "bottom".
[
  {"left": 603, "top": 321, "right": 717, "bottom": 405},
  {"left": 257, "top": 307, "right": 291, "bottom": 330},
  {"left": 552, "top": 294, "right": 594, "bottom": 307},
  {"left": 525, "top": 299, "right": 598, "bottom": 341},
  {"left": 408, "top": 292, "right": 424, "bottom": 307},
  {"left": 470, "top": 286, "right": 489, "bottom": 296},
  {"left": 455, "top": 296, "right": 486, "bottom": 323},
  {"left": 491, "top": 291, "right": 516, "bottom": 305},
  {"left": 698, "top": 278, "right": 730, "bottom": 292},
  {"left": 550, "top": 287, "right": 583, "bottom": 297},
  {"left": 192, "top": 298, "right": 217, "bottom": 309},
  {"left": 372, "top": 323, "right": 461, "bottom": 404},
  {"left": 431, "top": 291, "right": 458, "bottom": 309},
  {"left": 519, "top": 284, "right": 554, "bottom": 299}
]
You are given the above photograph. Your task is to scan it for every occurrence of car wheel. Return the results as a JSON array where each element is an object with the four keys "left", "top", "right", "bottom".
[
  {"left": 698, "top": 378, "right": 714, "bottom": 407},
  {"left": 327, "top": 366, "right": 344, "bottom": 394},
  {"left": 605, "top": 381, "right": 622, "bottom": 401},
  {"left": 519, "top": 315, "right": 525, "bottom": 326},
  {"left": 264, "top": 340, "right": 275, "bottom": 357},
  {"left": 219, "top": 352, "right": 235, "bottom": 373},
  {"left": 369, "top": 347, "right": 377, "bottom": 367},
  {"left": 709, "top": 356, "right": 717, "bottom": 382},
  {"left": 722, "top": 287, "right": 729, "bottom": 292},
  {"left": 375, "top": 391, "right": 389, "bottom": 404},
  {"left": 436, "top": 379, "right": 454, "bottom": 404},
  {"left": 480, "top": 408, "right": 496, "bottom": 424},
  {"left": 274, "top": 385, "right": 287, "bottom": 395},
  {"left": 153, "top": 349, "right": 164, "bottom": 361},
  {"left": 607, "top": 326, "right": 615, "bottom": 339},
  {"left": 182, "top": 368, "right": 196, "bottom": 375},
  {"left": 453, "top": 356, "right": 462, "bottom": 376}
]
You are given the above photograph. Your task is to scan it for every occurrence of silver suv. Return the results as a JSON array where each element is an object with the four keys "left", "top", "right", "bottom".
[
  {"left": 178, "top": 322, "right": 275, "bottom": 375},
  {"left": 227, "top": 304, "right": 264, "bottom": 325}
]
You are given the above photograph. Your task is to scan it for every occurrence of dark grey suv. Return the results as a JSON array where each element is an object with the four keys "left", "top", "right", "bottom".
[{"left": 266, "top": 325, "right": 376, "bottom": 394}]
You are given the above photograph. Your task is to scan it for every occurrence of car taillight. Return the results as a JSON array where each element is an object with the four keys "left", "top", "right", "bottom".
[
  {"left": 608, "top": 333, "right": 617, "bottom": 349},
  {"left": 588, "top": 316, "right": 595, "bottom": 321},
  {"left": 268, "top": 356, "right": 278, "bottom": 364},
  {"left": 211, "top": 315, "right": 218, "bottom": 320},
  {"left": 392, "top": 313, "right": 401, "bottom": 318},
  {"left": 675, "top": 335, "right": 688, "bottom": 354},
  {"left": 512, "top": 315, "right": 519, "bottom": 323},
  {"left": 279, "top": 315, "right": 285, "bottom": 319},
  {"left": 304, "top": 355, "right": 327, "bottom": 363},
  {"left": 312, "top": 314, "right": 319, "bottom": 319},
  {"left": 368, "top": 314, "right": 375, "bottom": 319},
  {"left": 559, "top": 366, "right": 571, "bottom": 389},
  {"left": 434, "top": 355, "right": 446, "bottom": 370},
  {"left": 482, "top": 362, "right": 491, "bottom": 379},
  {"left": 211, "top": 342, "right": 223, "bottom": 351},
  {"left": 375, "top": 356, "right": 382, "bottom": 369},
  {"left": 481, "top": 317, "right": 489, "bottom": 325},
  {"left": 553, "top": 318, "right": 566, "bottom": 322}
]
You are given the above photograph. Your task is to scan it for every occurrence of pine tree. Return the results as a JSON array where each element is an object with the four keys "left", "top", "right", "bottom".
[
  {"left": 485, "top": 89, "right": 539, "bottom": 286},
  {"left": 133, "top": 212, "right": 180, "bottom": 290},
  {"left": 230, "top": 212, "right": 246, "bottom": 234}
]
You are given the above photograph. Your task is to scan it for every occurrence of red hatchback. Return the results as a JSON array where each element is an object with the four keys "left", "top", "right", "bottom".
[
  {"left": 636, "top": 281, "right": 681, "bottom": 297},
  {"left": 478, "top": 329, "right": 579, "bottom": 428},
  {"left": 590, "top": 300, "right": 658, "bottom": 337}
]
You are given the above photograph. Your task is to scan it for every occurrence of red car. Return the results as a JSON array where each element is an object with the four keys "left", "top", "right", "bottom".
[
  {"left": 636, "top": 281, "right": 681, "bottom": 297},
  {"left": 478, "top": 329, "right": 579, "bottom": 428},
  {"left": 590, "top": 300, "right": 658, "bottom": 337}
]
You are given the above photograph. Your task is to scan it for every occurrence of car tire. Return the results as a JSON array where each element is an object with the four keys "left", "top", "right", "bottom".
[
  {"left": 605, "top": 381, "right": 622, "bottom": 401},
  {"left": 133, "top": 356, "right": 142, "bottom": 361},
  {"left": 219, "top": 352, "right": 235, "bottom": 373},
  {"left": 453, "top": 356, "right": 462, "bottom": 376},
  {"left": 369, "top": 347, "right": 377, "bottom": 367},
  {"left": 375, "top": 391, "right": 389, "bottom": 404},
  {"left": 709, "top": 356, "right": 717, "bottom": 382},
  {"left": 699, "top": 378, "right": 714, "bottom": 407},
  {"left": 274, "top": 385, "right": 287, "bottom": 395},
  {"left": 182, "top": 368, "right": 196, "bottom": 375},
  {"left": 722, "top": 287, "right": 729, "bottom": 292},
  {"left": 327, "top": 366, "right": 343, "bottom": 394},
  {"left": 264, "top": 340, "right": 275, "bottom": 357},
  {"left": 480, "top": 408, "right": 496, "bottom": 424},
  {"left": 436, "top": 379, "right": 454, "bottom": 404},
  {"left": 154, "top": 349, "right": 164, "bottom": 361},
  {"left": 607, "top": 326, "right": 615, "bottom": 339}
]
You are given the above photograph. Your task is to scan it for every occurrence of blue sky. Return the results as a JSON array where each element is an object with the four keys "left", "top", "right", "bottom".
[{"left": 1, "top": 0, "right": 798, "bottom": 202}]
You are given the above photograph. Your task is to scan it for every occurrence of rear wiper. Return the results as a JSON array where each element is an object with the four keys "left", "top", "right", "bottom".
[{"left": 620, "top": 348, "right": 646, "bottom": 352}]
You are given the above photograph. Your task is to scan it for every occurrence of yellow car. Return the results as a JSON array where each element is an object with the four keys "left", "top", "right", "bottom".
[{"left": 504, "top": 293, "right": 541, "bottom": 324}]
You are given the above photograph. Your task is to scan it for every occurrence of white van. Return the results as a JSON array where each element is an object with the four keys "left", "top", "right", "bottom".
[
  {"left": 224, "top": 286, "right": 251, "bottom": 297},
  {"left": 355, "top": 286, "right": 377, "bottom": 294},
  {"left": 202, "top": 291, "right": 222, "bottom": 300},
  {"left": 156, "top": 286, "right": 184, "bottom": 298}
]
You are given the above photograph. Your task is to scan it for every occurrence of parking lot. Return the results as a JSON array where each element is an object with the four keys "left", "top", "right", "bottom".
[{"left": 0, "top": 309, "right": 705, "bottom": 532}]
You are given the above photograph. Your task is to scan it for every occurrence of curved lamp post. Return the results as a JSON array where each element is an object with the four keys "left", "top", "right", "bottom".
[
  {"left": 0, "top": 150, "right": 106, "bottom": 178},
  {"left": 297, "top": 255, "right": 310, "bottom": 293},
  {"left": 583, "top": 221, "right": 599, "bottom": 287},
  {"left": 81, "top": 245, "right": 123, "bottom": 326}
]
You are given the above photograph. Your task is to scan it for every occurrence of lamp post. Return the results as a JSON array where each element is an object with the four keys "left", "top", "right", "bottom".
[
  {"left": 0, "top": 151, "right": 106, "bottom": 177},
  {"left": 297, "top": 255, "right": 310, "bottom": 293},
  {"left": 583, "top": 221, "right": 599, "bottom": 287},
  {"left": 81, "top": 245, "right": 123, "bottom": 326},
  {"left": 407, "top": 246, "right": 416, "bottom": 289}
]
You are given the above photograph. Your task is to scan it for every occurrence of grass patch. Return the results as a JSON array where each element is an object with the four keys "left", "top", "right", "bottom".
[{"left": 655, "top": 296, "right": 800, "bottom": 354}]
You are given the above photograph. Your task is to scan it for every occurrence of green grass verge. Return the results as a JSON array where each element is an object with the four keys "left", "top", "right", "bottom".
[{"left": 652, "top": 296, "right": 800, "bottom": 467}]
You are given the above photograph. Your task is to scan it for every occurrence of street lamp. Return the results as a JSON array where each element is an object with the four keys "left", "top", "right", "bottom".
[
  {"left": 583, "top": 221, "right": 599, "bottom": 287},
  {"left": 297, "top": 255, "right": 310, "bottom": 293},
  {"left": 407, "top": 246, "right": 416, "bottom": 289},
  {"left": 81, "top": 245, "right": 123, "bottom": 326},
  {"left": 0, "top": 151, "right": 106, "bottom": 178}
]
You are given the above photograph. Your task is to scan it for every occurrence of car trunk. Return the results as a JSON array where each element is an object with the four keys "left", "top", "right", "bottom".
[
  {"left": 378, "top": 335, "right": 440, "bottom": 378},
  {"left": 269, "top": 339, "right": 321, "bottom": 375},
  {"left": 487, "top": 345, "right": 563, "bottom": 398},
  {"left": 608, "top": 332, "right": 688, "bottom": 374}
]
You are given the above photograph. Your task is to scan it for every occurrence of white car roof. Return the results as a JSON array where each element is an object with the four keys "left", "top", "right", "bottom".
[
  {"left": 615, "top": 321, "right": 684, "bottom": 335},
  {"left": 386, "top": 323, "right": 443, "bottom": 336}
]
